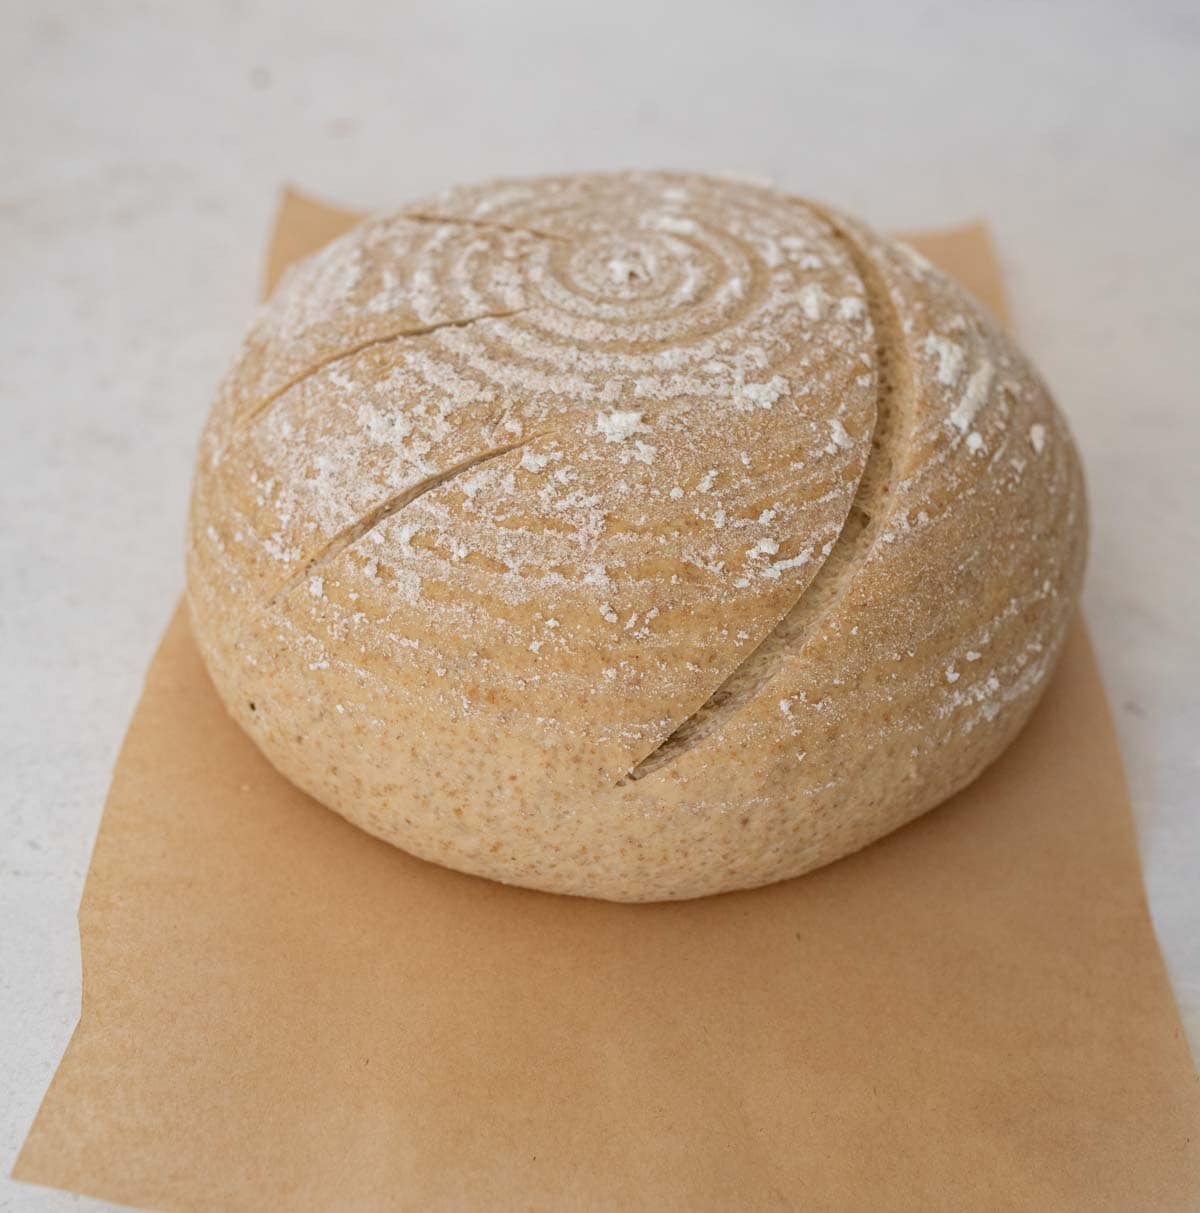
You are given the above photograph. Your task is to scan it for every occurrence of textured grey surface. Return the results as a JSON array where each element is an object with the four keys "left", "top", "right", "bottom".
[{"left": 2, "top": 2, "right": 1197, "bottom": 1208}]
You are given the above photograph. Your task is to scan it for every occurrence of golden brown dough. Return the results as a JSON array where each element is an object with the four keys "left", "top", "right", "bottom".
[{"left": 187, "top": 172, "right": 1087, "bottom": 901}]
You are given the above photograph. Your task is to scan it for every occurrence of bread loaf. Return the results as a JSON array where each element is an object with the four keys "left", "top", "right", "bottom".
[{"left": 187, "top": 172, "right": 1087, "bottom": 901}]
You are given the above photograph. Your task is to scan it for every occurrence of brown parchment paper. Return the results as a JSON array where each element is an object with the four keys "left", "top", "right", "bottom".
[{"left": 14, "top": 192, "right": 1200, "bottom": 1212}]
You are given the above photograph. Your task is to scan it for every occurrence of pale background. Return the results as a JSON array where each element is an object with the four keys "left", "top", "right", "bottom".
[{"left": 2, "top": 1, "right": 1197, "bottom": 1208}]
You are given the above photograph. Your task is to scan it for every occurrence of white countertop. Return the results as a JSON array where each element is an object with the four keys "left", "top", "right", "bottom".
[{"left": 3, "top": 2, "right": 1197, "bottom": 1208}]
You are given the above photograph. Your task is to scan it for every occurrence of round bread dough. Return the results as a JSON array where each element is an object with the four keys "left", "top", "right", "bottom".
[{"left": 187, "top": 172, "right": 1087, "bottom": 901}]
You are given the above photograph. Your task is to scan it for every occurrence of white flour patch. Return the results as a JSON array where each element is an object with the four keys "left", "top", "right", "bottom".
[
  {"left": 799, "top": 283, "right": 828, "bottom": 321},
  {"left": 739, "top": 375, "right": 789, "bottom": 411},
  {"left": 949, "top": 362, "right": 995, "bottom": 433},
  {"left": 596, "top": 410, "right": 647, "bottom": 442},
  {"left": 828, "top": 418, "right": 854, "bottom": 449},
  {"left": 923, "top": 334, "right": 966, "bottom": 385}
]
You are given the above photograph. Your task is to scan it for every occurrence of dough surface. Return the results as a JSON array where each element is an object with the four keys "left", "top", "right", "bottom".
[{"left": 187, "top": 172, "right": 1087, "bottom": 900}]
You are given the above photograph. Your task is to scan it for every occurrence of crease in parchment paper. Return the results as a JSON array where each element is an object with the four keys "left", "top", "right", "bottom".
[{"left": 13, "top": 191, "right": 1200, "bottom": 1213}]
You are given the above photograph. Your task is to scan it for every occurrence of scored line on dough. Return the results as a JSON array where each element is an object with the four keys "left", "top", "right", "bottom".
[
  {"left": 398, "top": 211, "right": 569, "bottom": 243},
  {"left": 229, "top": 308, "right": 528, "bottom": 440},
  {"left": 264, "top": 438, "right": 533, "bottom": 605},
  {"left": 620, "top": 211, "right": 913, "bottom": 783}
]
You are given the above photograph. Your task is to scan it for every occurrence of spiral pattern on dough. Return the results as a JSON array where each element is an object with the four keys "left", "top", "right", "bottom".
[{"left": 183, "top": 172, "right": 1083, "bottom": 901}]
